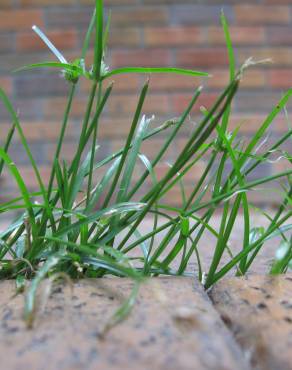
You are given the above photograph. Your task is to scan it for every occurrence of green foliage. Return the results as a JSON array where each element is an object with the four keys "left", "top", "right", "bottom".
[{"left": 0, "top": 2, "right": 291, "bottom": 322}]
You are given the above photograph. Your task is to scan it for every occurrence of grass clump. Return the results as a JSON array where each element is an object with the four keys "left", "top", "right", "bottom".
[{"left": 0, "top": 1, "right": 291, "bottom": 324}]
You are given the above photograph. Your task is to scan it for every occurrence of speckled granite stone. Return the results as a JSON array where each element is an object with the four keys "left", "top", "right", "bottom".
[
  {"left": 210, "top": 274, "right": 292, "bottom": 370},
  {"left": 0, "top": 277, "right": 249, "bottom": 370}
]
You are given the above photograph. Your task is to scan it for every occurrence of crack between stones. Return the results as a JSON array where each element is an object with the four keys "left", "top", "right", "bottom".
[{"left": 207, "top": 289, "right": 254, "bottom": 370}]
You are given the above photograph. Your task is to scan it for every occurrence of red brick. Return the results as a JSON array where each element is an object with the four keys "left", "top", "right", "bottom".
[
  {"left": 111, "top": 7, "right": 168, "bottom": 26},
  {"left": 267, "top": 27, "right": 292, "bottom": 45},
  {"left": 263, "top": 0, "right": 292, "bottom": 3},
  {"left": 272, "top": 158, "right": 292, "bottom": 176},
  {"left": 44, "top": 97, "right": 88, "bottom": 119},
  {"left": 0, "top": 77, "right": 12, "bottom": 95},
  {"left": 108, "top": 28, "right": 141, "bottom": 48},
  {"left": 227, "top": 114, "right": 288, "bottom": 134},
  {"left": 154, "top": 160, "right": 206, "bottom": 182},
  {"left": 20, "top": 0, "right": 75, "bottom": 5},
  {"left": 0, "top": 10, "right": 44, "bottom": 30},
  {"left": 111, "top": 49, "right": 172, "bottom": 68},
  {"left": 149, "top": 74, "right": 202, "bottom": 91},
  {"left": 20, "top": 166, "right": 51, "bottom": 188},
  {"left": 140, "top": 138, "right": 172, "bottom": 161},
  {"left": 236, "top": 92, "right": 286, "bottom": 112},
  {"left": 0, "top": 121, "right": 77, "bottom": 142},
  {"left": 46, "top": 142, "right": 78, "bottom": 162},
  {"left": 81, "top": 0, "right": 137, "bottom": 4},
  {"left": 44, "top": 92, "right": 170, "bottom": 120},
  {"left": 235, "top": 5, "right": 290, "bottom": 24},
  {"left": 81, "top": 74, "right": 140, "bottom": 93},
  {"left": 240, "top": 71, "right": 267, "bottom": 88},
  {"left": 207, "top": 69, "right": 266, "bottom": 89},
  {"left": 238, "top": 48, "right": 292, "bottom": 67},
  {"left": 44, "top": 122, "right": 79, "bottom": 141},
  {"left": 0, "top": 34, "right": 15, "bottom": 53},
  {"left": 159, "top": 184, "right": 196, "bottom": 207},
  {"left": 170, "top": 93, "right": 219, "bottom": 115},
  {"left": 108, "top": 93, "right": 170, "bottom": 116},
  {"left": 268, "top": 69, "right": 292, "bottom": 88},
  {"left": 45, "top": 8, "right": 91, "bottom": 29},
  {"left": 144, "top": 26, "right": 202, "bottom": 47},
  {"left": 16, "top": 29, "right": 78, "bottom": 52},
  {"left": 0, "top": 52, "right": 54, "bottom": 73},
  {"left": 0, "top": 1, "right": 290, "bottom": 211},
  {"left": 3, "top": 99, "right": 45, "bottom": 121},
  {"left": 98, "top": 118, "right": 135, "bottom": 138},
  {"left": 168, "top": 4, "right": 233, "bottom": 25},
  {"left": 177, "top": 49, "right": 228, "bottom": 68},
  {"left": 0, "top": 0, "right": 12, "bottom": 8},
  {"left": 0, "top": 123, "right": 13, "bottom": 139},
  {"left": 207, "top": 26, "right": 265, "bottom": 45},
  {"left": 15, "top": 74, "right": 69, "bottom": 98},
  {"left": 142, "top": 0, "right": 179, "bottom": 2}
]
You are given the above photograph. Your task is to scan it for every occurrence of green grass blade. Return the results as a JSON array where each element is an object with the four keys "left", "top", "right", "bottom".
[
  {"left": 0, "top": 148, "right": 36, "bottom": 230},
  {"left": 86, "top": 158, "right": 120, "bottom": 214},
  {"left": 0, "top": 87, "right": 55, "bottom": 232},
  {"left": 270, "top": 239, "right": 292, "bottom": 275},
  {"left": 118, "top": 166, "right": 292, "bottom": 258},
  {"left": 83, "top": 83, "right": 113, "bottom": 147},
  {"left": 53, "top": 159, "right": 66, "bottom": 206},
  {"left": 128, "top": 86, "right": 202, "bottom": 200},
  {"left": 118, "top": 79, "right": 240, "bottom": 251},
  {"left": 91, "top": 118, "right": 179, "bottom": 173},
  {"left": 103, "top": 10, "right": 111, "bottom": 52},
  {"left": 68, "top": 83, "right": 112, "bottom": 201},
  {"left": 205, "top": 196, "right": 241, "bottom": 288},
  {"left": 32, "top": 25, "right": 67, "bottom": 64},
  {"left": 220, "top": 9, "right": 235, "bottom": 140},
  {"left": 101, "top": 281, "right": 140, "bottom": 336},
  {"left": 117, "top": 115, "right": 151, "bottom": 202},
  {"left": 68, "top": 145, "right": 99, "bottom": 209},
  {"left": 215, "top": 123, "right": 250, "bottom": 274},
  {"left": 243, "top": 185, "right": 292, "bottom": 273},
  {"left": 102, "top": 81, "right": 149, "bottom": 207},
  {"left": 47, "top": 83, "right": 76, "bottom": 200},
  {"left": 24, "top": 252, "right": 63, "bottom": 327},
  {"left": 158, "top": 143, "right": 212, "bottom": 201},
  {"left": 55, "top": 202, "right": 146, "bottom": 238},
  {"left": 211, "top": 211, "right": 292, "bottom": 286},
  {"left": 81, "top": 8, "right": 96, "bottom": 61},
  {"left": 0, "top": 123, "right": 15, "bottom": 176},
  {"left": 15, "top": 62, "right": 83, "bottom": 74},
  {"left": 221, "top": 10, "right": 235, "bottom": 83},
  {"left": 44, "top": 236, "right": 142, "bottom": 279},
  {"left": 147, "top": 225, "right": 179, "bottom": 270},
  {"left": 186, "top": 168, "right": 292, "bottom": 216},
  {"left": 161, "top": 232, "right": 187, "bottom": 269},
  {"left": 183, "top": 150, "right": 217, "bottom": 210},
  {"left": 138, "top": 153, "right": 159, "bottom": 269},
  {"left": 86, "top": 81, "right": 103, "bottom": 205},
  {"left": 102, "top": 67, "right": 208, "bottom": 80},
  {"left": 238, "top": 89, "right": 292, "bottom": 167},
  {"left": 93, "top": 0, "right": 103, "bottom": 80}
]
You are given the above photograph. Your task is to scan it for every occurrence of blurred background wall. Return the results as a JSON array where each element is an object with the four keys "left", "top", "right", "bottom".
[{"left": 0, "top": 0, "right": 291, "bottom": 208}]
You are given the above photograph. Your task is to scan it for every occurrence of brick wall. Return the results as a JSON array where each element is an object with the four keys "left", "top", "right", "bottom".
[{"left": 0, "top": 0, "right": 292, "bottom": 208}]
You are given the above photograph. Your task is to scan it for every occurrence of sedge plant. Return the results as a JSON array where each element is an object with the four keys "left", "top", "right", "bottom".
[{"left": 0, "top": 1, "right": 291, "bottom": 326}]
